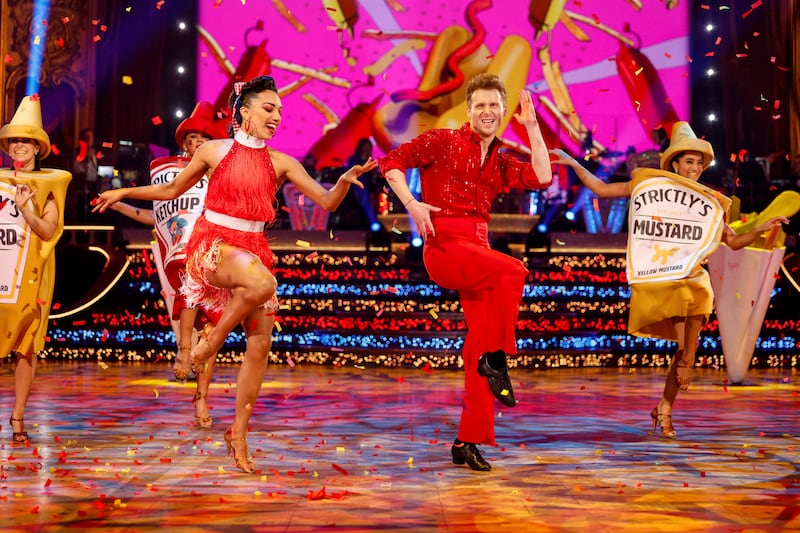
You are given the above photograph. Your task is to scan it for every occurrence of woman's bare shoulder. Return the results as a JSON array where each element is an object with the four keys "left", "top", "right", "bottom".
[
  {"left": 198, "top": 138, "right": 234, "bottom": 164},
  {"left": 267, "top": 147, "right": 300, "bottom": 172}
]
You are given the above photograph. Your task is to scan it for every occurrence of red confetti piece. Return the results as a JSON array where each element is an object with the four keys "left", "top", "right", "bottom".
[
  {"left": 308, "top": 486, "right": 328, "bottom": 500},
  {"left": 331, "top": 463, "right": 349, "bottom": 475},
  {"left": 151, "top": 115, "right": 163, "bottom": 126}
]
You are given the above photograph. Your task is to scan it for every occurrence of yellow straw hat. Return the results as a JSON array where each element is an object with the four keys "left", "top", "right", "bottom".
[
  {"left": 660, "top": 121, "right": 714, "bottom": 171},
  {"left": 0, "top": 95, "right": 51, "bottom": 159}
]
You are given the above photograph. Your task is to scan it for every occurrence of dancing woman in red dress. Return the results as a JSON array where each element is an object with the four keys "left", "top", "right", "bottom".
[{"left": 93, "top": 76, "right": 377, "bottom": 473}]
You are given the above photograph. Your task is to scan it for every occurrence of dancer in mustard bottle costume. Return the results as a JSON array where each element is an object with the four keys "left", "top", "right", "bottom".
[
  {"left": 0, "top": 95, "right": 70, "bottom": 443},
  {"left": 551, "top": 122, "right": 787, "bottom": 438}
]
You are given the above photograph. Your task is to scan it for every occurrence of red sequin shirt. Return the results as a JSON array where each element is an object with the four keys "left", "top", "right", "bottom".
[{"left": 379, "top": 123, "right": 550, "bottom": 222}]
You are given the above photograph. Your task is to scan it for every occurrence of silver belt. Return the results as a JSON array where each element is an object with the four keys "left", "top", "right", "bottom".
[{"left": 204, "top": 209, "right": 266, "bottom": 232}]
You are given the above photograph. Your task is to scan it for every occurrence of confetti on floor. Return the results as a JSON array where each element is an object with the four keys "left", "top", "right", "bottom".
[{"left": 0, "top": 361, "right": 798, "bottom": 530}]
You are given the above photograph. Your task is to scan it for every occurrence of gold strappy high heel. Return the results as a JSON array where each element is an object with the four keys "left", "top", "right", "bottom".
[
  {"left": 192, "top": 391, "right": 213, "bottom": 429},
  {"left": 224, "top": 427, "right": 255, "bottom": 474},
  {"left": 174, "top": 346, "right": 191, "bottom": 382},
  {"left": 650, "top": 407, "right": 677, "bottom": 439},
  {"left": 190, "top": 323, "right": 215, "bottom": 375},
  {"left": 9, "top": 416, "right": 28, "bottom": 443}
]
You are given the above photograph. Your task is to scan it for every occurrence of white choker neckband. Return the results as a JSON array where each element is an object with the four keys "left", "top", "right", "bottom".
[{"left": 235, "top": 129, "right": 266, "bottom": 148}]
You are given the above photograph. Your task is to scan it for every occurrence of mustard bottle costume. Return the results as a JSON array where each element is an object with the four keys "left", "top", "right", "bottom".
[{"left": 0, "top": 96, "right": 70, "bottom": 357}]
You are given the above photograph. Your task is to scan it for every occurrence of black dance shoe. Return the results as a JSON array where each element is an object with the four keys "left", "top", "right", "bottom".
[
  {"left": 477, "top": 350, "right": 517, "bottom": 407},
  {"left": 451, "top": 439, "right": 491, "bottom": 471}
]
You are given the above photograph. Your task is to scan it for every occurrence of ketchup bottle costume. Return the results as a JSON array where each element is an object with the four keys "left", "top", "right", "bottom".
[{"left": 380, "top": 123, "right": 549, "bottom": 445}]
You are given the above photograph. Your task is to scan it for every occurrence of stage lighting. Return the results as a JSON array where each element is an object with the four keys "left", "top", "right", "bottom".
[
  {"left": 526, "top": 225, "right": 549, "bottom": 253},
  {"left": 370, "top": 221, "right": 382, "bottom": 233},
  {"left": 564, "top": 210, "right": 576, "bottom": 222},
  {"left": 366, "top": 225, "right": 391, "bottom": 251},
  {"left": 26, "top": 0, "right": 51, "bottom": 95},
  {"left": 405, "top": 236, "right": 424, "bottom": 264}
]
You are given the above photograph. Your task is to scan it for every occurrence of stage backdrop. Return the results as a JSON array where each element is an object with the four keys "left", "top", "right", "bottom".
[{"left": 196, "top": 1, "right": 689, "bottom": 165}]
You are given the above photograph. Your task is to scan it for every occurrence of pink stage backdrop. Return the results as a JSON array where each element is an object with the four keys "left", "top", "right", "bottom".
[{"left": 197, "top": 1, "right": 688, "bottom": 166}]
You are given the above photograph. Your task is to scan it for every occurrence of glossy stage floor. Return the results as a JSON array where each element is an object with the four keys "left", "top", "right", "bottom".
[{"left": 1, "top": 360, "right": 798, "bottom": 532}]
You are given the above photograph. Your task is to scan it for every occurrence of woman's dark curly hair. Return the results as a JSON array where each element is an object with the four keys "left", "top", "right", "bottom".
[{"left": 230, "top": 75, "right": 278, "bottom": 127}]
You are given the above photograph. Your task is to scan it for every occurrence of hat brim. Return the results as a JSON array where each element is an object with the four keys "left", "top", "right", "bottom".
[
  {"left": 660, "top": 138, "right": 714, "bottom": 171},
  {"left": 0, "top": 123, "right": 51, "bottom": 159},
  {"left": 175, "top": 117, "right": 219, "bottom": 148}
]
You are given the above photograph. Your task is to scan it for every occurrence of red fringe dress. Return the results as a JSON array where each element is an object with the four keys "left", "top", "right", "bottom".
[{"left": 182, "top": 137, "right": 279, "bottom": 317}]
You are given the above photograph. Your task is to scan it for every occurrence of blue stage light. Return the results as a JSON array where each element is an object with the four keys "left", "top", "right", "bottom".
[
  {"left": 410, "top": 236, "right": 423, "bottom": 248},
  {"left": 370, "top": 221, "right": 382, "bottom": 233},
  {"left": 26, "top": 0, "right": 51, "bottom": 96}
]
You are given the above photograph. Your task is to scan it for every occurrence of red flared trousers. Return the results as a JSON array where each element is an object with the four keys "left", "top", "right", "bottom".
[{"left": 423, "top": 217, "right": 528, "bottom": 444}]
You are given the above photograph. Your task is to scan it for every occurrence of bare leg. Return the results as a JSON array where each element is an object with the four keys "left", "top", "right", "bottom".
[
  {"left": 11, "top": 352, "right": 36, "bottom": 441},
  {"left": 680, "top": 315, "right": 704, "bottom": 368},
  {"left": 174, "top": 307, "right": 198, "bottom": 381},
  {"left": 653, "top": 319, "right": 687, "bottom": 438},
  {"left": 661, "top": 319, "right": 686, "bottom": 408},
  {"left": 192, "top": 244, "right": 276, "bottom": 370},
  {"left": 674, "top": 315, "right": 703, "bottom": 391},
  {"left": 193, "top": 352, "right": 217, "bottom": 428},
  {"left": 224, "top": 308, "right": 274, "bottom": 473},
  {"left": 232, "top": 310, "right": 273, "bottom": 438}
]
